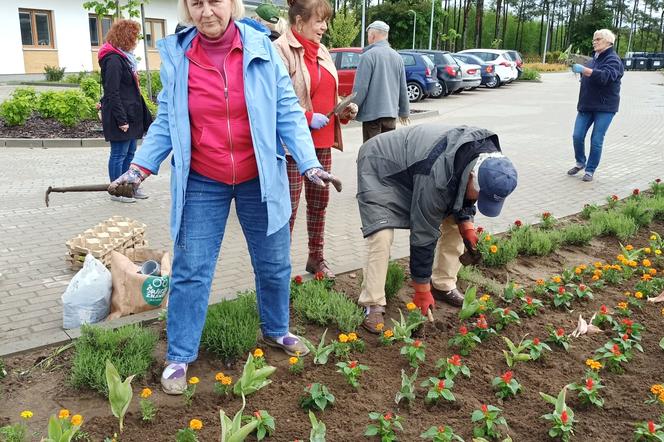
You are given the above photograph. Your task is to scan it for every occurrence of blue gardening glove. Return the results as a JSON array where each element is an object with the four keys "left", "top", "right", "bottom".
[
  {"left": 310, "top": 113, "right": 329, "bottom": 130},
  {"left": 572, "top": 64, "right": 584, "bottom": 74},
  {"left": 304, "top": 167, "right": 343, "bottom": 192},
  {"left": 108, "top": 166, "right": 147, "bottom": 197}
]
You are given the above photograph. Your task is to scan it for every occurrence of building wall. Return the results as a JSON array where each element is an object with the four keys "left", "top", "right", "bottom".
[{"left": 0, "top": 0, "right": 179, "bottom": 75}]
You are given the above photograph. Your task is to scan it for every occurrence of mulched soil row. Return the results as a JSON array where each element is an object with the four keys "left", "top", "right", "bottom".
[
  {"left": 1, "top": 220, "right": 663, "bottom": 441},
  {"left": 0, "top": 116, "right": 103, "bottom": 139}
]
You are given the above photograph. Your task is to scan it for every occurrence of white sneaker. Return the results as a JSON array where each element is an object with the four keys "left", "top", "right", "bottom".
[
  {"left": 133, "top": 188, "right": 149, "bottom": 199},
  {"left": 110, "top": 195, "right": 136, "bottom": 203}
]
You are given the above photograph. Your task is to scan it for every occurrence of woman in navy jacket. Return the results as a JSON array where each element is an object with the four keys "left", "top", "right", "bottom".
[{"left": 567, "top": 28, "right": 624, "bottom": 182}]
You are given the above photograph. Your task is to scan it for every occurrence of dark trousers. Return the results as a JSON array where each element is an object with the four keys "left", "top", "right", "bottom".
[{"left": 362, "top": 117, "right": 397, "bottom": 142}]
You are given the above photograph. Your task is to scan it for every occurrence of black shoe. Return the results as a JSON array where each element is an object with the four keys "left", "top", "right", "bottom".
[
  {"left": 582, "top": 173, "right": 594, "bottom": 182},
  {"left": 567, "top": 166, "right": 584, "bottom": 176},
  {"left": 431, "top": 287, "right": 464, "bottom": 307}
]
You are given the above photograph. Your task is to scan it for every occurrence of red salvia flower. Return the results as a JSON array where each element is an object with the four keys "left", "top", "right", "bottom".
[
  {"left": 503, "top": 308, "right": 510, "bottom": 315},
  {"left": 514, "top": 219, "right": 522, "bottom": 227},
  {"left": 533, "top": 337, "right": 540, "bottom": 345},
  {"left": 481, "top": 404, "right": 488, "bottom": 414},
  {"left": 477, "top": 315, "right": 488, "bottom": 330},
  {"left": 621, "top": 319, "right": 633, "bottom": 327},
  {"left": 413, "top": 340, "right": 422, "bottom": 348},
  {"left": 561, "top": 410, "right": 568, "bottom": 424},
  {"left": 384, "top": 412, "right": 392, "bottom": 421},
  {"left": 579, "top": 284, "right": 586, "bottom": 291},
  {"left": 254, "top": 411, "right": 261, "bottom": 419},
  {"left": 437, "top": 379, "right": 445, "bottom": 391},
  {"left": 526, "top": 297, "right": 533, "bottom": 305},
  {"left": 476, "top": 226, "right": 484, "bottom": 234},
  {"left": 556, "top": 328, "right": 565, "bottom": 337},
  {"left": 611, "top": 194, "right": 619, "bottom": 201},
  {"left": 558, "top": 286, "right": 566, "bottom": 294},
  {"left": 649, "top": 421, "right": 656, "bottom": 433},
  {"left": 656, "top": 178, "right": 662, "bottom": 183},
  {"left": 586, "top": 378, "right": 594, "bottom": 390},
  {"left": 633, "top": 188, "right": 640, "bottom": 195},
  {"left": 459, "top": 326, "right": 468, "bottom": 335},
  {"left": 501, "top": 371, "right": 513, "bottom": 383},
  {"left": 542, "top": 211, "right": 551, "bottom": 219},
  {"left": 449, "top": 354, "right": 462, "bottom": 366},
  {"left": 348, "top": 361, "right": 358, "bottom": 368},
  {"left": 294, "top": 275, "right": 303, "bottom": 285},
  {"left": 612, "top": 344, "right": 621, "bottom": 356},
  {"left": 438, "top": 426, "right": 446, "bottom": 433},
  {"left": 622, "top": 334, "right": 629, "bottom": 341},
  {"left": 314, "top": 271, "right": 324, "bottom": 281},
  {"left": 600, "top": 305, "right": 608, "bottom": 314}
]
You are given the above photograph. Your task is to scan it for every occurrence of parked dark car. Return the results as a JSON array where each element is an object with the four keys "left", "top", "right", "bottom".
[
  {"left": 453, "top": 52, "right": 496, "bottom": 88},
  {"left": 397, "top": 51, "right": 439, "bottom": 102},
  {"left": 412, "top": 49, "right": 463, "bottom": 98},
  {"left": 505, "top": 50, "right": 524, "bottom": 78}
]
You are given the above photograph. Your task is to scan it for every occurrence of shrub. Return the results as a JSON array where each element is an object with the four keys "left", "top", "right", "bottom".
[
  {"left": 11, "top": 87, "right": 37, "bottom": 102},
  {"left": 291, "top": 280, "right": 364, "bottom": 332},
  {"left": 640, "top": 195, "right": 664, "bottom": 220},
  {"left": 80, "top": 76, "right": 101, "bottom": 101},
  {"left": 519, "top": 66, "right": 541, "bottom": 81},
  {"left": 0, "top": 95, "right": 34, "bottom": 126},
  {"left": 44, "top": 64, "right": 66, "bottom": 81},
  {"left": 142, "top": 90, "right": 158, "bottom": 116},
  {"left": 522, "top": 229, "right": 561, "bottom": 256},
  {"left": 581, "top": 204, "right": 600, "bottom": 220},
  {"left": 481, "top": 238, "right": 518, "bottom": 267},
  {"left": 200, "top": 291, "right": 260, "bottom": 363},
  {"left": 621, "top": 200, "right": 654, "bottom": 227},
  {"left": 139, "top": 71, "right": 162, "bottom": 97},
  {"left": 48, "top": 90, "right": 97, "bottom": 126},
  {"left": 384, "top": 261, "right": 405, "bottom": 301},
  {"left": 36, "top": 91, "right": 58, "bottom": 118},
  {"left": 560, "top": 224, "right": 594, "bottom": 245},
  {"left": 70, "top": 324, "right": 157, "bottom": 395},
  {"left": 589, "top": 211, "right": 638, "bottom": 241},
  {"left": 457, "top": 265, "right": 503, "bottom": 296}
]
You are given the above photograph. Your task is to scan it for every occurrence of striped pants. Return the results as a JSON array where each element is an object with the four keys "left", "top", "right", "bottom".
[{"left": 286, "top": 148, "right": 332, "bottom": 260}]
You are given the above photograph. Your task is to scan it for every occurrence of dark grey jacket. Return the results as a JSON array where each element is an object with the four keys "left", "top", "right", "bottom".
[{"left": 356, "top": 124, "right": 500, "bottom": 282}]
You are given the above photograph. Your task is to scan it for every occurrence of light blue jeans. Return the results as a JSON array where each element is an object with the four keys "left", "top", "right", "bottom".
[
  {"left": 572, "top": 111, "right": 615, "bottom": 175},
  {"left": 108, "top": 139, "right": 137, "bottom": 181},
  {"left": 166, "top": 171, "right": 291, "bottom": 363}
]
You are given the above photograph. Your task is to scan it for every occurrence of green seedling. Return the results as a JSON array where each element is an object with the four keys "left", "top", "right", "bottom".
[
  {"left": 233, "top": 353, "right": 276, "bottom": 397},
  {"left": 308, "top": 411, "right": 326, "bottom": 442},
  {"left": 300, "top": 383, "right": 335, "bottom": 412},
  {"left": 459, "top": 286, "right": 481, "bottom": 320},
  {"left": 540, "top": 386, "right": 575, "bottom": 442},
  {"left": 394, "top": 368, "right": 417, "bottom": 407},
  {"left": 105, "top": 360, "right": 134, "bottom": 433},
  {"left": 220, "top": 395, "right": 259, "bottom": 442},
  {"left": 502, "top": 336, "right": 532, "bottom": 367}
]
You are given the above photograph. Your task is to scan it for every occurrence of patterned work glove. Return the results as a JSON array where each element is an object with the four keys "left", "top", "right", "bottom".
[
  {"left": 339, "top": 102, "right": 358, "bottom": 120},
  {"left": 107, "top": 166, "right": 147, "bottom": 197},
  {"left": 304, "top": 167, "right": 343, "bottom": 192},
  {"left": 310, "top": 113, "right": 330, "bottom": 129}
]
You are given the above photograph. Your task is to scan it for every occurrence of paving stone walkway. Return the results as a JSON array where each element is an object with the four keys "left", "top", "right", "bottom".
[{"left": 1, "top": 71, "right": 662, "bottom": 356}]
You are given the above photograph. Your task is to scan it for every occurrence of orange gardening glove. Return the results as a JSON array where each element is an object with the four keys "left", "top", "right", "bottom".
[{"left": 412, "top": 282, "right": 434, "bottom": 315}]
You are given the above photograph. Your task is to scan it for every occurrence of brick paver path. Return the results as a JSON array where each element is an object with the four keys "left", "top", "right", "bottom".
[{"left": 1, "top": 71, "right": 662, "bottom": 355}]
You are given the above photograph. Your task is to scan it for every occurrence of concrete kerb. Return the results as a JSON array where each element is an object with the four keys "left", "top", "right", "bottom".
[{"left": 0, "top": 110, "right": 439, "bottom": 149}]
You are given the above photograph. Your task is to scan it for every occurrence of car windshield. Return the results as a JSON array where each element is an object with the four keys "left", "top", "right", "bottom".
[{"left": 422, "top": 55, "right": 435, "bottom": 70}]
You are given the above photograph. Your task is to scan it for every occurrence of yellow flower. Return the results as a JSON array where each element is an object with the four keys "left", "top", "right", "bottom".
[
  {"left": 338, "top": 333, "right": 349, "bottom": 343},
  {"left": 289, "top": 356, "right": 299, "bottom": 365},
  {"left": 383, "top": 329, "right": 394, "bottom": 338},
  {"left": 625, "top": 244, "right": 634, "bottom": 251},
  {"left": 642, "top": 274, "right": 653, "bottom": 281},
  {"left": 575, "top": 267, "right": 582, "bottom": 275},
  {"left": 594, "top": 261, "right": 603, "bottom": 268},
  {"left": 661, "top": 308, "right": 664, "bottom": 316},
  {"left": 645, "top": 247, "right": 652, "bottom": 254},
  {"left": 591, "top": 275, "right": 600, "bottom": 281},
  {"left": 612, "top": 264, "right": 622, "bottom": 270},
  {"left": 406, "top": 302, "right": 417, "bottom": 311},
  {"left": 215, "top": 372, "right": 225, "bottom": 382},
  {"left": 189, "top": 419, "right": 203, "bottom": 431},
  {"left": 624, "top": 291, "right": 632, "bottom": 297},
  {"left": 585, "top": 359, "right": 602, "bottom": 371},
  {"left": 552, "top": 276, "right": 562, "bottom": 284},
  {"left": 635, "top": 291, "right": 644, "bottom": 299},
  {"left": 484, "top": 234, "right": 492, "bottom": 241},
  {"left": 348, "top": 332, "right": 358, "bottom": 342},
  {"left": 578, "top": 264, "right": 587, "bottom": 270},
  {"left": 140, "top": 388, "right": 152, "bottom": 399},
  {"left": 603, "top": 264, "right": 611, "bottom": 271},
  {"left": 643, "top": 259, "right": 652, "bottom": 267},
  {"left": 617, "top": 254, "right": 626, "bottom": 261},
  {"left": 71, "top": 415, "right": 83, "bottom": 426},
  {"left": 629, "top": 260, "right": 638, "bottom": 268},
  {"left": 536, "top": 279, "right": 545, "bottom": 286},
  {"left": 480, "top": 294, "right": 491, "bottom": 302},
  {"left": 222, "top": 375, "right": 233, "bottom": 386},
  {"left": 650, "top": 268, "right": 658, "bottom": 276},
  {"left": 652, "top": 235, "right": 659, "bottom": 241},
  {"left": 651, "top": 384, "right": 664, "bottom": 395},
  {"left": 58, "top": 409, "right": 70, "bottom": 420},
  {"left": 478, "top": 305, "right": 486, "bottom": 311},
  {"left": 253, "top": 348, "right": 264, "bottom": 358},
  {"left": 20, "top": 410, "right": 33, "bottom": 420},
  {"left": 489, "top": 245, "right": 498, "bottom": 254},
  {"left": 375, "top": 322, "right": 384, "bottom": 331},
  {"left": 188, "top": 377, "right": 200, "bottom": 385},
  {"left": 617, "top": 302, "right": 629, "bottom": 310},
  {"left": 659, "top": 392, "right": 664, "bottom": 403},
  {"left": 656, "top": 249, "right": 662, "bottom": 255}
]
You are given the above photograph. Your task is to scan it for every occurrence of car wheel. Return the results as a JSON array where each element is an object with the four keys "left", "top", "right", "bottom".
[
  {"left": 442, "top": 83, "right": 452, "bottom": 96},
  {"left": 454, "top": 87, "right": 463, "bottom": 94},
  {"left": 430, "top": 82, "right": 444, "bottom": 98},
  {"left": 406, "top": 82, "right": 423, "bottom": 102},
  {"left": 485, "top": 76, "right": 499, "bottom": 88}
]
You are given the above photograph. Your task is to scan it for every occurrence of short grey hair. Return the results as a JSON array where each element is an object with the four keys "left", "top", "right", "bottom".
[
  {"left": 177, "top": 0, "right": 246, "bottom": 25},
  {"left": 368, "top": 28, "right": 388, "bottom": 39},
  {"left": 594, "top": 29, "right": 615, "bottom": 45}
]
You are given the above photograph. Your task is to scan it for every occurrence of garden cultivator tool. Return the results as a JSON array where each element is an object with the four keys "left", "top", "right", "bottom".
[{"left": 45, "top": 183, "right": 133, "bottom": 207}]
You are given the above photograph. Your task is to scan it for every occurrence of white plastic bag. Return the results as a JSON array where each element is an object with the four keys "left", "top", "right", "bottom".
[{"left": 62, "top": 254, "right": 112, "bottom": 329}]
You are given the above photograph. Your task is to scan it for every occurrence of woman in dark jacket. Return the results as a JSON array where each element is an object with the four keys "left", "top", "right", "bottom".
[
  {"left": 567, "top": 28, "right": 623, "bottom": 182},
  {"left": 99, "top": 19, "right": 153, "bottom": 202}
]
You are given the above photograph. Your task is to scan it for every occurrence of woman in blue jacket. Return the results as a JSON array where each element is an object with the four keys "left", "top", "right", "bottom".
[
  {"left": 568, "top": 28, "right": 624, "bottom": 182},
  {"left": 108, "top": 0, "right": 339, "bottom": 395}
]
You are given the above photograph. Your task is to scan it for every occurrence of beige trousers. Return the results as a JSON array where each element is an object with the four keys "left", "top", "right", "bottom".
[{"left": 358, "top": 216, "right": 464, "bottom": 307}]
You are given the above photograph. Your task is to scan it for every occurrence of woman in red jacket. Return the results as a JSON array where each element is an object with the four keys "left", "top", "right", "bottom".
[{"left": 274, "top": 0, "right": 357, "bottom": 278}]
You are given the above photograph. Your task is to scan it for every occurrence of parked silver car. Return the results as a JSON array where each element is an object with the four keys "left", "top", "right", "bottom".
[{"left": 452, "top": 56, "right": 482, "bottom": 92}]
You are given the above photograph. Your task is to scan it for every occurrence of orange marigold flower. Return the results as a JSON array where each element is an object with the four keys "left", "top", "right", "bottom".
[
  {"left": 649, "top": 268, "right": 657, "bottom": 276},
  {"left": 489, "top": 245, "right": 498, "bottom": 254},
  {"left": 594, "top": 261, "right": 603, "bottom": 268},
  {"left": 635, "top": 291, "right": 644, "bottom": 299},
  {"left": 650, "top": 384, "right": 664, "bottom": 395},
  {"left": 215, "top": 372, "right": 225, "bottom": 382},
  {"left": 338, "top": 333, "right": 349, "bottom": 343},
  {"left": 253, "top": 348, "right": 264, "bottom": 358},
  {"left": 536, "top": 279, "right": 545, "bottom": 286},
  {"left": 617, "top": 302, "right": 629, "bottom": 310},
  {"left": 643, "top": 259, "right": 652, "bottom": 267},
  {"left": 591, "top": 275, "right": 600, "bottom": 281},
  {"left": 140, "top": 388, "right": 152, "bottom": 398},
  {"left": 406, "top": 302, "right": 417, "bottom": 311},
  {"left": 189, "top": 419, "right": 203, "bottom": 431},
  {"left": 383, "top": 329, "right": 394, "bottom": 338},
  {"left": 625, "top": 244, "right": 634, "bottom": 251},
  {"left": 552, "top": 276, "right": 562, "bottom": 284},
  {"left": 188, "top": 377, "right": 200, "bottom": 385},
  {"left": 642, "top": 274, "right": 653, "bottom": 281},
  {"left": 58, "top": 409, "right": 70, "bottom": 420},
  {"left": 71, "top": 415, "right": 83, "bottom": 426},
  {"left": 375, "top": 322, "right": 385, "bottom": 331},
  {"left": 348, "top": 332, "right": 358, "bottom": 342},
  {"left": 222, "top": 375, "right": 233, "bottom": 385},
  {"left": 289, "top": 356, "right": 299, "bottom": 365}
]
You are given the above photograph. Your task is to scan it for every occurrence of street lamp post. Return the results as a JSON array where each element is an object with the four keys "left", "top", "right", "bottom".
[
  {"left": 408, "top": 10, "right": 416, "bottom": 50},
  {"left": 428, "top": 0, "right": 435, "bottom": 50}
]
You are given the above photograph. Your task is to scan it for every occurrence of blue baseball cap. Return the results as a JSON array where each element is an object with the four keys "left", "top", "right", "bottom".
[{"left": 477, "top": 157, "right": 518, "bottom": 217}]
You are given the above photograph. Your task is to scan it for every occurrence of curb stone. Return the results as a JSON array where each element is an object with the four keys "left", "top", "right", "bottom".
[{"left": 0, "top": 110, "right": 439, "bottom": 148}]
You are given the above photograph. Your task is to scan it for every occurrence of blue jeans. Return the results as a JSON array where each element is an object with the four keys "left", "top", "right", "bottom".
[
  {"left": 166, "top": 172, "right": 292, "bottom": 363},
  {"left": 572, "top": 111, "right": 615, "bottom": 175},
  {"left": 108, "top": 139, "right": 137, "bottom": 181}
]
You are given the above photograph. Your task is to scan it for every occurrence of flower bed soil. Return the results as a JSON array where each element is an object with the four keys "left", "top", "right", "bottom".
[
  {"left": 2, "top": 221, "right": 664, "bottom": 441},
  {"left": 0, "top": 116, "right": 103, "bottom": 139}
]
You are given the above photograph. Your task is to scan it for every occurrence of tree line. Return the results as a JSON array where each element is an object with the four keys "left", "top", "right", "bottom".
[{"left": 327, "top": 0, "right": 664, "bottom": 57}]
